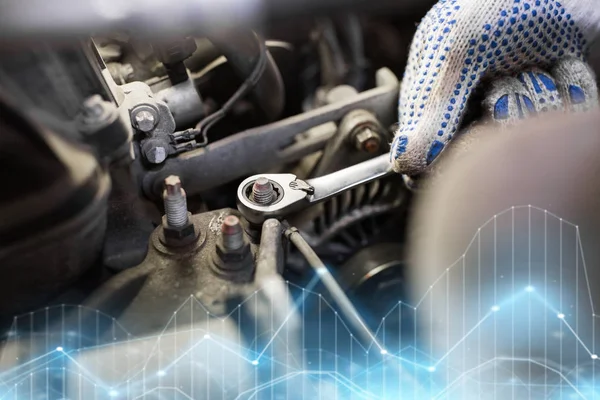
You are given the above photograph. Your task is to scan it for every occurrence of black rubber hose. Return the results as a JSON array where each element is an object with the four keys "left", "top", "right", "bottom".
[
  {"left": 343, "top": 14, "right": 368, "bottom": 91},
  {"left": 207, "top": 31, "right": 285, "bottom": 122}
]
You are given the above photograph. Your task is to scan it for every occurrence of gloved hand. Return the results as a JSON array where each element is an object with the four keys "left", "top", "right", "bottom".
[{"left": 390, "top": 0, "right": 600, "bottom": 176}]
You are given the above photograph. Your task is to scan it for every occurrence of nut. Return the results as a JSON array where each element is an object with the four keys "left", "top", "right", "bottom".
[
  {"left": 354, "top": 128, "right": 381, "bottom": 153},
  {"left": 212, "top": 246, "right": 253, "bottom": 277},
  {"left": 340, "top": 109, "right": 384, "bottom": 154},
  {"left": 160, "top": 215, "right": 198, "bottom": 246},
  {"left": 133, "top": 109, "right": 157, "bottom": 132},
  {"left": 215, "top": 238, "right": 250, "bottom": 264}
]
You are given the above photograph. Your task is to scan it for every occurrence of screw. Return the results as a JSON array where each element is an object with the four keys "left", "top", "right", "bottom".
[
  {"left": 354, "top": 128, "right": 381, "bottom": 153},
  {"left": 163, "top": 175, "right": 189, "bottom": 228},
  {"left": 251, "top": 177, "right": 275, "bottom": 205},
  {"left": 145, "top": 146, "right": 167, "bottom": 164},
  {"left": 133, "top": 109, "right": 157, "bottom": 132},
  {"left": 221, "top": 215, "right": 244, "bottom": 251}
]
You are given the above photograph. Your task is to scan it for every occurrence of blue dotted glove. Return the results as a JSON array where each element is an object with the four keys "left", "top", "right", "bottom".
[
  {"left": 484, "top": 59, "right": 597, "bottom": 123},
  {"left": 390, "top": 0, "right": 600, "bottom": 176}
]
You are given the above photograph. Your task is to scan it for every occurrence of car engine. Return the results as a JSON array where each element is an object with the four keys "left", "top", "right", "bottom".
[
  {"left": 2, "top": 0, "right": 600, "bottom": 399},
  {"left": 0, "top": 2, "right": 423, "bottom": 398}
]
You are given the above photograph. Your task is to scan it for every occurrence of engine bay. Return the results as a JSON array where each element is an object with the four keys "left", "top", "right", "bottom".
[{"left": 2, "top": 1, "right": 600, "bottom": 398}]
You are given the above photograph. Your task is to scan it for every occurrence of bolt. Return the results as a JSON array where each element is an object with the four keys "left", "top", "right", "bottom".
[
  {"left": 221, "top": 215, "right": 244, "bottom": 251},
  {"left": 145, "top": 146, "right": 167, "bottom": 164},
  {"left": 354, "top": 128, "right": 381, "bottom": 153},
  {"left": 251, "top": 177, "right": 275, "bottom": 205},
  {"left": 133, "top": 109, "right": 157, "bottom": 132},
  {"left": 212, "top": 214, "right": 252, "bottom": 273},
  {"left": 163, "top": 175, "right": 189, "bottom": 228}
]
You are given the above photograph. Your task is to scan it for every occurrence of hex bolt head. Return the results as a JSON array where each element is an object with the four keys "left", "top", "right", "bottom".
[
  {"left": 354, "top": 128, "right": 381, "bottom": 153},
  {"left": 164, "top": 175, "right": 182, "bottom": 195},
  {"left": 251, "top": 177, "right": 275, "bottom": 205},
  {"left": 145, "top": 146, "right": 167, "bottom": 164},
  {"left": 133, "top": 110, "right": 157, "bottom": 132}
]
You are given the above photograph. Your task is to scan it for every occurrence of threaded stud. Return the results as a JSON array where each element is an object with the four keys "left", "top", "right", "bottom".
[
  {"left": 163, "top": 175, "right": 189, "bottom": 228},
  {"left": 251, "top": 177, "right": 275, "bottom": 205},
  {"left": 221, "top": 215, "right": 244, "bottom": 251}
]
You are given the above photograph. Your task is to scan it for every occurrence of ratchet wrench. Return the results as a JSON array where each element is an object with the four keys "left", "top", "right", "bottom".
[{"left": 237, "top": 153, "right": 394, "bottom": 224}]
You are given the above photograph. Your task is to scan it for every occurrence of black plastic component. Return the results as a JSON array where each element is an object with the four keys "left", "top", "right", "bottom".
[{"left": 153, "top": 37, "right": 197, "bottom": 85}]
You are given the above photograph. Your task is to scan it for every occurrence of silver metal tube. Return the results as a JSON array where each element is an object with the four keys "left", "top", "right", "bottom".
[{"left": 286, "top": 227, "right": 385, "bottom": 352}]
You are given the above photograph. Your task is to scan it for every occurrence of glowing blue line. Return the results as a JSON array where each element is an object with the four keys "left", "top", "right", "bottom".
[
  {"left": 433, "top": 309, "right": 494, "bottom": 368},
  {"left": 60, "top": 350, "right": 110, "bottom": 391},
  {"left": 255, "top": 274, "right": 320, "bottom": 362}
]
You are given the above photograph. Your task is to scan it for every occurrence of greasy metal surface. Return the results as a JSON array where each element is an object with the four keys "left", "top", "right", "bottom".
[
  {"left": 142, "top": 83, "right": 398, "bottom": 197},
  {"left": 2, "top": 216, "right": 298, "bottom": 399},
  {"left": 155, "top": 78, "right": 203, "bottom": 128},
  {"left": 89, "top": 209, "right": 291, "bottom": 336},
  {"left": 255, "top": 219, "right": 285, "bottom": 276},
  {"left": 237, "top": 153, "right": 393, "bottom": 224}
]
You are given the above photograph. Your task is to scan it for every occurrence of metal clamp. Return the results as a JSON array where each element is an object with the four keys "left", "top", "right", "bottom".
[{"left": 237, "top": 154, "right": 394, "bottom": 224}]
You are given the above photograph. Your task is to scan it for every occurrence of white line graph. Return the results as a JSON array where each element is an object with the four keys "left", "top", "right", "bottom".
[{"left": 0, "top": 205, "right": 599, "bottom": 399}]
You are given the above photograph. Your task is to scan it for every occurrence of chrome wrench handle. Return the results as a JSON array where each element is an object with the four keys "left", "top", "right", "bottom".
[
  {"left": 237, "top": 154, "right": 394, "bottom": 224},
  {"left": 307, "top": 153, "right": 393, "bottom": 203}
]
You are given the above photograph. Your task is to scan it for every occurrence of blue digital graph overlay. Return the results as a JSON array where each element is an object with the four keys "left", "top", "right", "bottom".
[{"left": 1, "top": 205, "right": 599, "bottom": 399}]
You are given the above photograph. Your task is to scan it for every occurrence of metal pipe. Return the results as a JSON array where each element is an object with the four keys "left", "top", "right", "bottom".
[{"left": 285, "top": 227, "right": 385, "bottom": 352}]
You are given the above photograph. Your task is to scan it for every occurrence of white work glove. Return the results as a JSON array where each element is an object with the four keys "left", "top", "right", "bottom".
[{"left": 390, "top": 0, "right": 600, "bottom": 176}]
